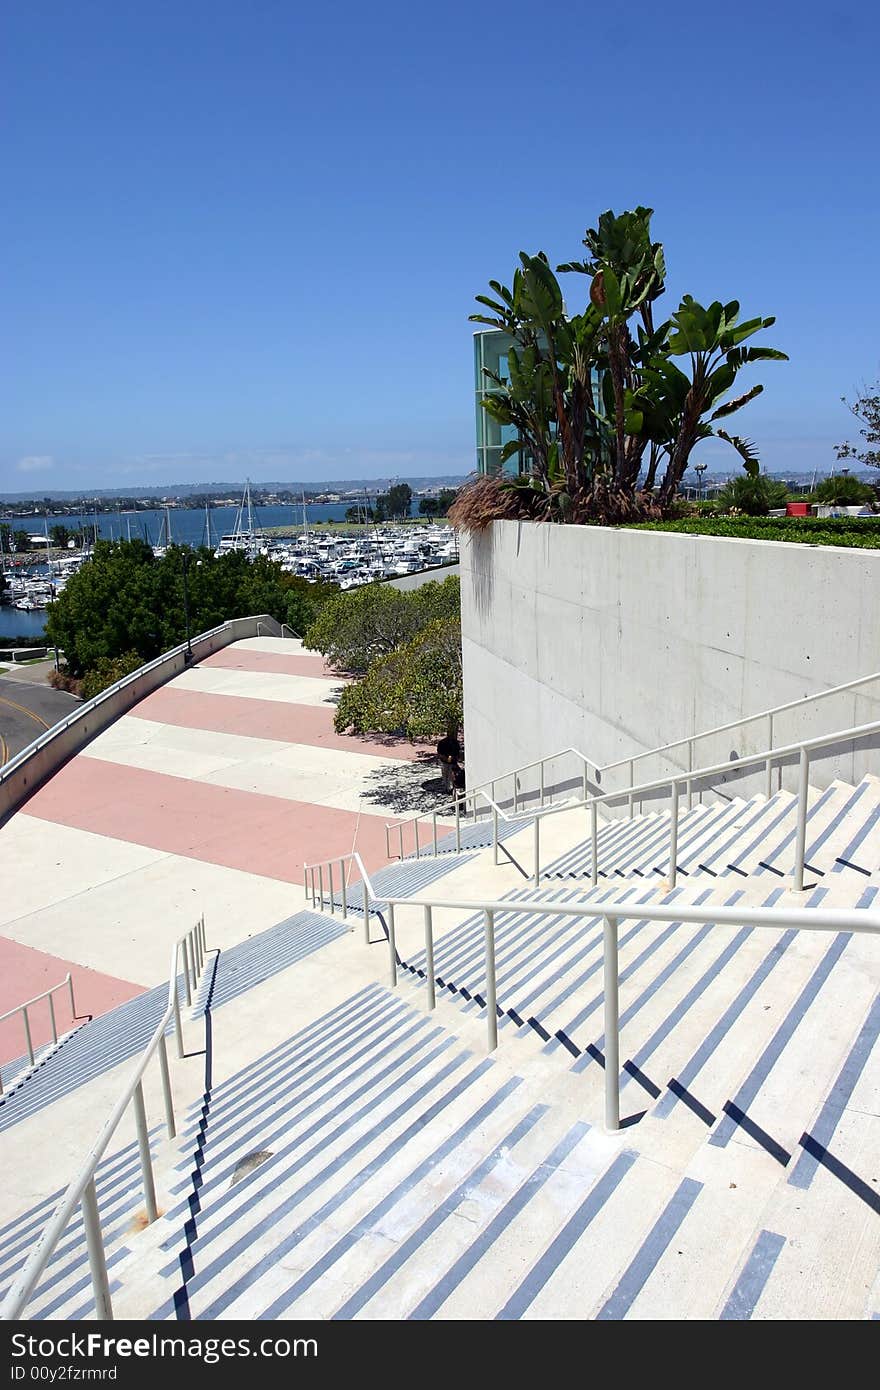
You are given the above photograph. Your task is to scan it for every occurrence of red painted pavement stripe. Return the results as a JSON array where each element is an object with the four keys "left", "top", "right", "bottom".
[
  {"left": 22, "top": 758, "right": 433, "bottom": 885},
  {"left": 0, "top": 937, "right": 143, "bottom": 1065},
  {"left": 129, "top": 685, "right": 428, "bottom": 760},
  {"left": 199, "top": 649, "right": 337, "bottom": 680}
]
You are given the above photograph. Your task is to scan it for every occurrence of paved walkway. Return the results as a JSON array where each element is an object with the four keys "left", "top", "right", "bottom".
[{"left": 0, "top": 637, "right": 443, "bottom": 1062}]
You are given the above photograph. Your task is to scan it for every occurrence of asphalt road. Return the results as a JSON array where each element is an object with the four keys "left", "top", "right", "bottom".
[{"left": 0, "top": 670, "right": 80, "bottom": 764}]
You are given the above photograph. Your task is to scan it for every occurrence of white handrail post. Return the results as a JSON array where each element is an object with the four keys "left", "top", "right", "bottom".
[
  {"left": 384, "top": 824, "right": 390, "bottom": 858},
  {"left": 687, "top": 740, "right": 693, "bottom": 811},
  {"left": 304, "top": 864, "right": 309, "bottom": 900},
  {"left": 424, "top": 906, "right": 435, "bottom": 1012},
  {"left": 414, "top": 817, "right": 421, "bottom": 860},
  {"left": 388, "top": 904, "right": 397, "bottom": 987},
  {"left": 23, "top": 1006, "right": 34, "bottom": 1066},
  {"left": 82, "top": 1179, "right": 113, "bottom": 1321},
  {"left": 455, "top": 798, "right": 461, "bottom": 852},
  {"left": 668, "top": 780, "right": 679, "bottom": 889},
  {"left": 472, "top": 793, "right": 477, "bottom": 824},
  {"left": 484, "top": 909, "right": 498, "bottom": 1053},
  {"left": 539, "top": 762, "right": 545, "bottom": 807},
  {"left": 48, "top": 991, "right": 57, "bottom": 1045},
  {"left": 133, "top": 1081, "right": 157, "bottom": 1224},
  {"left": 513, "top": 778, "right": 518, "bottom": 815},
  {"left": 398, "top": 823, "right": 404, "bottom": 860},
  {"left": 766, "top": 710, "right": 775, "bottom": 800},
  {"left": 628, "top": 760, "right": 634, "bottom": 820},
  {"left": 493, "top": 804, "right": 499, "bottom": 865},
  {"left": 341, "top": 862, "right": 348, "bottom": 923},
  {"left": 533, "top": 816, "right": 540, "bottom": 888},
  {"left": 318, "top": 864, "right": 325, "bottom": 912},
  {"left": 181, "top": 938, "right": 192, "bottom": 1007},
  {"left": 432, "top": 812, "right": 438, "bottom": 857},
  {"left": 328, "top": 860, "right": 335, "bottom": 916},
  {"left": 582, "top": 760, "right": 588, "bottom": 803},
  {"left": 793, "top": 746, "right": 810, "bottom": 891},
  {"left": 603, "top": 914, "right": 620, "bottom": 1132},
  {"left": 157, "top": 1034, "right": 176, "bottom": 1139},
  {"left": 68, "top": 972, "right": 76, "bottom": 1021},
  {"left": 591, "top": 800, "right": 599, "bottom": 887},
  {"left": 363, "top": 881, "right": 371, "bottom": 945},
  {"left": 173, "top": 948, "right": 184, "bottom": 1059}
]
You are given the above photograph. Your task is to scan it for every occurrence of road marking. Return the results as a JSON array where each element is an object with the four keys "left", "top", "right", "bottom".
[
  {"left": 0, "top": 693, "right": 51, "bottom": 731},
  {"left": 0, "top": 732, "right": 7, "bottom": 766}
]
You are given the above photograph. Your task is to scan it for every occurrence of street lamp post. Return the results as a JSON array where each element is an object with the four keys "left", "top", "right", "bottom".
[
  {"left": 694, "top": 462, "right": 708, "bottom": 502},
  {"left": 181, "top": 552, "right": 193, "bottom": 662}
]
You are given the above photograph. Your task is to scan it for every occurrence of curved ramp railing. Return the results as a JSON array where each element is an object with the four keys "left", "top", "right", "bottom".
[
  {"left": 0, "top": 917, "right": 209, "bottom": 1322},
  {"left": 0, "top": 614, "right": 285, "bottom": 822}
]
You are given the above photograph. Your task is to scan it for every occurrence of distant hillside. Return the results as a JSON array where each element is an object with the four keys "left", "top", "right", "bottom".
[{"left": 0, "top": 476, "right": 469, "bottom": 504}]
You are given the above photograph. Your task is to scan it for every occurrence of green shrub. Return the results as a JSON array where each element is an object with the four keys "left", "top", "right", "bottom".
[
  {"left": 715, "top": 474, "right": 790, "bottom": 515},
  {"left": 627, "top": 516, "right": 880, "bottom": 547},
  {"left": 811, "top": 475, "right": 876, "bottom": 505},
  {"left": 80, "top": 652, "right": 144, "bottom": 702}
]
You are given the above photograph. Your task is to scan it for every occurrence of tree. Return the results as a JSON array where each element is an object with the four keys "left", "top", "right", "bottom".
[
  {"left": 836, "top": 380, "right": 880, "bottom": 470},
  {"left": 50, "top": 525, "right": 71, "bottom": 548},
  {"left": 385, "top": 483, "right": 412, "bottom": 519},
  {"left": 812, "top": 474, "right": 876, "bottom": 505},
  {"left": 465, "top": 206, "right": 787, "bottom": 524},
  {"left": 304, "top": 577, "right": 460, "bottom": 675},
  {"left": 437, "top": 489, "right": 457, "bottom": 513},
  {"left": 419, "top": 497, "right": 440, "bottom": 517},
  {"left": 334, "top": 617, "right": 462, "bottom": 740},
  {"left": 13, "top": 530, "right": 31, "bottom": 553},
  {"left": 46, "top": 539, "right": 337, "bottom": 677}
]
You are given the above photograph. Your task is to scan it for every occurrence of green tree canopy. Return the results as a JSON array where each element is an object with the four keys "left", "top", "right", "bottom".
[
  {"left": 46, "top": 540, "right": 337, "bottom": 677},
  {"left": 334, "top": 617, "right": 462, "bottom": 740},
  {"left": 385, "top": 483, "right": 413, "bottom": 518},
  {"left": 304, "top": 576, "right": 460, "bottom": 675}
]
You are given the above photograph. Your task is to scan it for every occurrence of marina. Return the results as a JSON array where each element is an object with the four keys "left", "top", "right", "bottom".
[{"left": 1, "top": 489, "right": 459, "bottom": 634}]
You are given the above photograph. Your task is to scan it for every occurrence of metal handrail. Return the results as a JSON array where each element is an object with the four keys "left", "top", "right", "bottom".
[
  {"left": 0, "top": 974, "right": 78, "bottom": 1095},
  {"left": 599, "top": 667, "right": 880, "bottom": 784},
  {"left": 486, "top": 713, "right": 880, "bottom": 892},
  {"left": 382, "top": 893, "right": 880, "bottom": 1132},
  {"left": 0, "top": 615, "right": 283, "bottom": 787},
  {"left": 0, "top": 916, "right": 209, "bottom": 1322},
  {"left": 303, "top": 852, "right": 381, "bottom": 944},
  {"left": 384, "top": 745, "right": 593, "bottom": 859},
  {"left": 384, "top": 670, "right": 880, "bottom": 862}
]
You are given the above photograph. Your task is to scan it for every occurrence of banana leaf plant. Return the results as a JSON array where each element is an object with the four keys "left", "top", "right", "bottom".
[{"left": 469, "top": 207, "right": 788, "bottom": 522}]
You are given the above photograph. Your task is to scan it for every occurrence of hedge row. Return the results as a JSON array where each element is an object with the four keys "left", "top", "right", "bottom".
[{"left": 626, "top": 517, "right": 880, "bottom": 548}]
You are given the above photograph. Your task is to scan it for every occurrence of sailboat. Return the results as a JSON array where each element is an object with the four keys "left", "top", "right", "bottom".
[{"left": 217, "top": 479, "right": 263, "bottom": 557}]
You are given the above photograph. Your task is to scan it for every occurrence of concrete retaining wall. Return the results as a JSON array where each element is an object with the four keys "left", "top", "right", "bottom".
[
  {"left": 460, "top": 522, "right": 880, "bottom": 806},
  {"left": 0, "top": 615, "right": 283, "bottom": 823}
]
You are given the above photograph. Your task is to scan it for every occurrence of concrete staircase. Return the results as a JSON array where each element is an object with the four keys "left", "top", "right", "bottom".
[{"left": 2, "top": 772, "right": 878, "bottom": 1320}]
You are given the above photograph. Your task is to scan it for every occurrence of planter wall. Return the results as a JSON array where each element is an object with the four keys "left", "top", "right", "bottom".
[{"left": 460, "top": 522, "right": 880, "bottom": 805}]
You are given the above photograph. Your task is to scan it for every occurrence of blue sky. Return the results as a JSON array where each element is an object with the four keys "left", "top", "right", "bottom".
[{"left": 3, "top": 0, "right": 878, "bottom": 492}]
